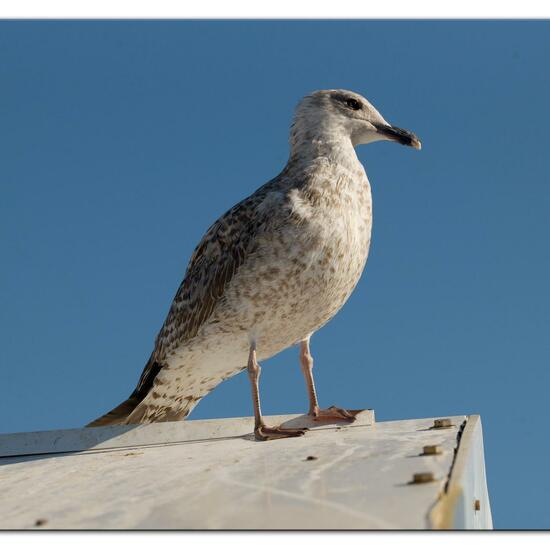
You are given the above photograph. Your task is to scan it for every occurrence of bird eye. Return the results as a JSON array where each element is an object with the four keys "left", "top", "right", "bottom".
[{"left": 346, "top": 98, "right": 362, "bottom": 110}]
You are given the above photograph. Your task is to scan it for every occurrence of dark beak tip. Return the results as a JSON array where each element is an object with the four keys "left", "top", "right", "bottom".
[{"left": 377, "top": 124, "right": 421, "bottom": 150}]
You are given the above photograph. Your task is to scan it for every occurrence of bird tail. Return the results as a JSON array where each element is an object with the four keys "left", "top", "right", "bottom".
[
  {"left": 86, "top": 395, "right": 142, "bottom": 427},
  {"left": 86, "top": 356, "right": 163, "bottom": 427},
  {"left": 87, "top": 353, "right": 235, "bottom": 427}
]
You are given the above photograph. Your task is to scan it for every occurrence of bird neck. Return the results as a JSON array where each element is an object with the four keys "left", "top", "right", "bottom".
[{"left": 288, "top": 129, "right": 361, "bottom": 173}]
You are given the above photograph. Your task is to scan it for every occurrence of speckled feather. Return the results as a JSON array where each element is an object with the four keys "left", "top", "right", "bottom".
[{"left": 87, "top": 89, "right": 403, "bottom": 427}]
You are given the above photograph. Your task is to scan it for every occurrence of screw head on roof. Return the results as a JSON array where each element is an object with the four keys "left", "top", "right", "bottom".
[
  {"left": 34, "top": 518, "right": 48, "bottom": 527},
  {"left": 433, "top": 418, "right": 452, "bottom": 429},
  {"left": 422, "top": 445, "right": 442, "bottom": 455},
  {"left": 411, "top": 472, "right": 435, "bottom": 484}
]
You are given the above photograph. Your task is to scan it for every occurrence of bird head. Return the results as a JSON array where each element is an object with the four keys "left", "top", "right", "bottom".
[{"left": 292, "top": 89, "right": 421, "bottom": 150}]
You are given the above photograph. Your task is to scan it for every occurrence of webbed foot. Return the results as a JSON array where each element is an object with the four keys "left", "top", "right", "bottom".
[
  {"left": 311, "top": 406, "right": 363, "bottom": 423},
  {"left": 254, "top": 425, "right": 308, "bottom": 441}
]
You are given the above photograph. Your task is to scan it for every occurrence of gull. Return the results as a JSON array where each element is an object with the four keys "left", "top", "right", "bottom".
[{"left": 88, "top": 89, "right": 421, "bottom": 440}]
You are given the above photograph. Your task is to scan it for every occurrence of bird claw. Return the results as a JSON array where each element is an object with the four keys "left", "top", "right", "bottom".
[
  {"left": 254, "top": 425, "right": 308, "bottom": 441},
  {"left": 311, "top": 405, "right": 361, "bottom": 423}
]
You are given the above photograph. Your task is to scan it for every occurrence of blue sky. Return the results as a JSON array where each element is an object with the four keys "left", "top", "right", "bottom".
[{"left": 1, "top": 21, "right": 549, "bottom": 528}]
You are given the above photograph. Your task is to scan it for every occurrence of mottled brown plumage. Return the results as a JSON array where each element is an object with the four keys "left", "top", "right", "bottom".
[{"left": 88, "top": 89, "right": 420, "bottom": 438}]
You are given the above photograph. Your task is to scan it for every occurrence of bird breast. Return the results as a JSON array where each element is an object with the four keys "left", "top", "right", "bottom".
[{"left": 220, "top": 167, "right": 373, "bottom": 358}]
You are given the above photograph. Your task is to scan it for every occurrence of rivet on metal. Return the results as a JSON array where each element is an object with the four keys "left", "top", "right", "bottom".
[
  {"left": 474, "top": 499, "right": 481, "bottom": 511},
  {"left": 34, "top": 518, "right": 48, "bottom": 527},
  {"left": 411, "top": 472, "right": 435, "bottom": 484},
  {"left": 433, "top": 418, "right": 452, "bottom": 429},
  {"left": 422, "top": 445, "right": 442, "bottom": 455}
]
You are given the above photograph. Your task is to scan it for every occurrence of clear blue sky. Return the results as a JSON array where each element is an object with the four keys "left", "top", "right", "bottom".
[{"left": 1, "top": 21, "right": 549, "bottom": 528}]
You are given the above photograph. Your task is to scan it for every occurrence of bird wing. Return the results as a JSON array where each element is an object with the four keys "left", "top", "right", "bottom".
[
  {"left": 87, "top": 181, "right": 284, "bottom": 427},
  {"left": 133, "top": 186, "right": 276, "bottom": 394},
  {"left": 161, "top": 201, "right": 262, "bottom": 351}
]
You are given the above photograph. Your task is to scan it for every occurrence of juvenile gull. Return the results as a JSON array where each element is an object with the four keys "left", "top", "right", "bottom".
[{"left": 88, "top": 89, "right": 421, "bottom": 440}]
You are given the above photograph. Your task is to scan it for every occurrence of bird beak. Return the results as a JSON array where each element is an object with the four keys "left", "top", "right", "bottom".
[{"left": 375, "top": 124, "right": 422, "bottom": 150}]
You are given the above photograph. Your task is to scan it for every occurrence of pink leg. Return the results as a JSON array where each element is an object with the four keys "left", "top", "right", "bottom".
[
  {"left": 247, "top": 344, "right": 307, "bottom": 441},
  {"left": 299, "top": 337, "right": 361, "bottom": 422}
]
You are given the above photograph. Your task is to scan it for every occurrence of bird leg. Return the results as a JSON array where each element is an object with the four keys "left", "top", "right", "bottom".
[
  {"left": 299, "top": 337, "right": 360, "bottom": 422},
  {"left": 247, "top": 344, "right": 307, "bottom": 441}
]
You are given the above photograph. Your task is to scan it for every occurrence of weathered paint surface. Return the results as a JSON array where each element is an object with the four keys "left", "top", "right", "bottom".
[
  {"left": 2, "top": 412, "right": 376, "bottom": 458},
  {"left": 0, "top": 412, "right": 491, "bottom": 529},
  {"left": 430, "top": 415, "right": 493, "bottom": 529}
]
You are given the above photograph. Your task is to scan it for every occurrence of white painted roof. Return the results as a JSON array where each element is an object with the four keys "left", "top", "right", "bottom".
[{"left": 0, "top": 411, "right": 491, "bottom": 529}]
